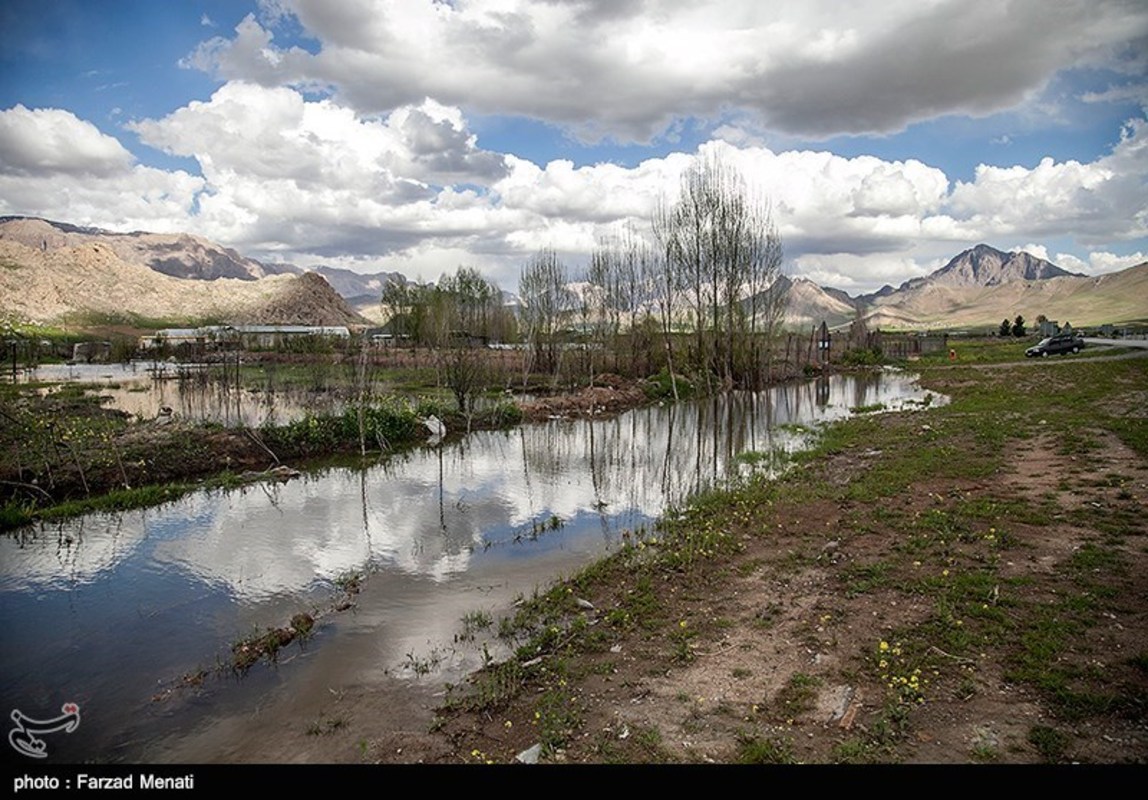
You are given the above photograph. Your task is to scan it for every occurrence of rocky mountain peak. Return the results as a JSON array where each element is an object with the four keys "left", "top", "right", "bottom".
[
  {"left": 929, "top": 244, "right": 1081, "bottom": 288},
  {"left": 245, "top": 271, "right": 369, "bottom": 326}
]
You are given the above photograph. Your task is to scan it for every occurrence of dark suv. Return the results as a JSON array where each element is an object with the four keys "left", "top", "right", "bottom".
[{"left": 1025, "top": 333, "right": 1084, "bottom": 358}]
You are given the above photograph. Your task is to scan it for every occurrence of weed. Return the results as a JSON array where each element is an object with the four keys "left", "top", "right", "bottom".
[
  {"left": 869, "top": 699, "right": 911, "bottom": 746},
  {"left": 0, "top": 500, "right": 34, "bottom": 529},
  {"left": 533, "top": 687, "right": 583, "bottom": 753},
  {"left": 457, "top": 609, "right": 494, "bottom": 641},
  {"left": 445, "top": 659, "right": 528, "bottom": 713},
  {"left": 1129, "top": 652, "right": 1148, "bottom": 674},
  {"left": 404, "top": 648, "right": 443, "bottom": 678},
  {"left": 970, "top": 740, "right": 1000, "bottom": 762},
  {"left": 736, "top": 733, "right": 795, "bottom": 764},
  {"left": 1028, "top": 725, "right": 1070, "bottom": 763},
  {"left": 306, "top": 715, "right": 346, "bottom": 736},
  {"left": 841, "top": 561, "right": 893, "bottom": 597},
  {"left": 669, "top": 619, "right": 696, "bottom": 664},
  {"left": 876, "top": 640, "right": 926, "bottom": 706},
  {"left": 632, "top": 725, "right": 664, "bottom": 753},
  {"left": 774, "top": 672, "right": 821, "bottom": 718},
  {"left": 231, "top": 626, "right": 297, "bottom": 673},
  {"left": 335, "top": 571, "right": 363, "bottom": 594},
  {"left": 839, "top": 347, "right": 884, "bottom": 367},
  {"left": 832, "top": 737, "right": 882, "bottom": 765}
]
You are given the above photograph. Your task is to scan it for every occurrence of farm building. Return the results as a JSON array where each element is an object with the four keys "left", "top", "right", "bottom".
[{"left": 139, "top": 325, "right": 351, "bottom": 352}]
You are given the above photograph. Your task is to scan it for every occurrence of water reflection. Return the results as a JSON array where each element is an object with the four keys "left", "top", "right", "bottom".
[
  {"left": 0, "top": 370, "right": 941, "bottom": 761},
  {"left": 23, "top": 361, "right": 347, "bottom": 426}
]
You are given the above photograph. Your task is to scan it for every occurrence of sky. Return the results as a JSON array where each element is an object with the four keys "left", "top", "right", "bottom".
[{"left": 1, "top": 0, "right": 1146, "bottom": 295}]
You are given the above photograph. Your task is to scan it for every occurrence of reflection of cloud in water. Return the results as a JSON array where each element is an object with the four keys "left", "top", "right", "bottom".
[
  {"left": 7, "top": 371, "right": 942, "bottom": 602},
  {"left": 0, "top": 515, "right": 148, "bottom": 591}
]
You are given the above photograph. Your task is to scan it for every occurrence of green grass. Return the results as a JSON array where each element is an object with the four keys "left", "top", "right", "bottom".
[
  {"left": 736, "top": 734, "right": 795, "bottom": 764},
  {"left": 910, "top": 337, "right": 1029, "bottom": 365},
  {"left": 774, "top": 672, "right": 822, "bottom": 717},
  {"left": 1028, "top": 725, "right": 1071, "bottom": 763}
]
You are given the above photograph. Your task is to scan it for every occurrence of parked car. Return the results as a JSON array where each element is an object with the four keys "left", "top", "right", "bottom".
[{"left": 1025, "top": 332, "right": 1085, "bottom": 357}]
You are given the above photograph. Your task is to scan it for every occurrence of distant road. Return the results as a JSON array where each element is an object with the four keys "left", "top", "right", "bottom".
[
  {"left": 1082, "top": 338, "right": 1148, "bottom": 349},
  {"left": 940, "top": 339, "right": 1148, "bottom": 370}
]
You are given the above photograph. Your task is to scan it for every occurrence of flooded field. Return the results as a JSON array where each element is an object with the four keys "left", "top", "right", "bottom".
[{"left": 0, "top": 369, "right": 942, "bottom": 763}]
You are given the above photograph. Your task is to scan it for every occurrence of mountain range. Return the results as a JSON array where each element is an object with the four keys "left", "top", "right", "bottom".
[
  {"left": 780, "top": 244, "right": 1146, "bottom": 330},
  {"left": 1, "top": 216, "right": 1145, "bottom": 330}
]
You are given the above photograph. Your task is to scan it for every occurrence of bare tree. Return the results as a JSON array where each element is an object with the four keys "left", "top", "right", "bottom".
[
  {"left": 519, "top": 248, "right": 573, "bottom": 380},
  {"left": 652, "top": 151, "right": 784, "bottom": 389},
  {"left": 430, "top": 267, "right": 506, "bottom": 420},
  {"left": 592, "top": 226, "right": 663, "bottom": 378}
]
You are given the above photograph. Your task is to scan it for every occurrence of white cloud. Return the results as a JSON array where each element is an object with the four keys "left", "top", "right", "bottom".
[
  {"left": 2, "top": 85, "right": 1145, "bottom": 294},
  {"left": 130, "top": 82, "right": 507, "bottom": 191},
  {"left": 0, "top": 105, "right": 134, "bottom": 176},
  {"left": 0, "top": 106, "right": 203, "bottom": 230},
  {"left": 123, "top": 82, "right": 523, "bottom": 266},
  {"left": 0, "top": 167, "right": 205, "bottom": 233},
  {"left": 1081, "top": 82, "right": 1148, "bottom": 107},
  {"left": 1018, "top": 243, "right": 1051, "bottom": 261},
  {"left": 1056, "top": 249, "right": 1147, "bottom": 276},
  {"left": 184, "top": 0, "right": 1148, "bottom": 142},
  {"left": 795, "top": 253, "right": 932, "bottom": 292},
  {"left": 948, "top": 118, "right": 1148, "bottom": 244}
]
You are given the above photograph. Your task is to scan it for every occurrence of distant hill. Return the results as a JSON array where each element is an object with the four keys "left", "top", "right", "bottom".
[
  {"left": 0, "top": 218, "right": 367, "bottom": 327},
  {"left": 309, "top": 265, "right": 407, "bottom": 302},
  {"left": 859, "top": 244, "right": 1140, "bottom": 329},
  {"left": 2, "top": 218, "right": 1144, "bottom": 331},
  {"left": 779, "top": 275, "right": 857, "bottom": 329},
  {"left": 784, "top": 244, "right": 1145, "bottom": 331},
  {"left": 0, "top": 216, "right": 299, "bottom": 281},
  {"left": 863, "top": 244, "right": 1082, "bottom": 302},
  {"left": 244, "top": 271, "right": 369, "bottom": 326}
]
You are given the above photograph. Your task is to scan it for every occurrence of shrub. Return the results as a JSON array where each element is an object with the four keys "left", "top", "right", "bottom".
[
  {"left": 840, "top": 346, "right": 884, "bottom": 367},
  {"left": 644, "top": 368, "right": 694, "bottom": 400}
]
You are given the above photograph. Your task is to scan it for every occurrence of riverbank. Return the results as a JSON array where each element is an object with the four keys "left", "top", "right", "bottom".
[
  {"left": 375, "top": 352, "right": 1147, "bottom": 764},
  {"left": 2, "top": 375, "right": 655, "bottom": 530}
]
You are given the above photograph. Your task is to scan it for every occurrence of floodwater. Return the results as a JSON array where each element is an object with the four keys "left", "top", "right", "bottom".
[
  {"left": 0, "top": 370, "right": 942, "bottom": 764},
  {"left": 21, "top": 361, "right": 346, "bottom": 427}
]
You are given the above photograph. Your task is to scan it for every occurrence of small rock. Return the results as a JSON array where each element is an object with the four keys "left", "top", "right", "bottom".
[
  {"left": 516, "top": 743, "right": 542, "bottom": 764},
  {"left": 575, "top": 597, "right": 595, "bottom": 610}
]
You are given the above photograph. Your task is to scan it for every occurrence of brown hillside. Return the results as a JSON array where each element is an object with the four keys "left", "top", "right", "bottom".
[
  {"left": 865, "top": 263, "right": 1148, "bottom": 328},
  {"left": 0, "top": 238, "right": 363, "bottom": 326},
  {"left": 245, "top": 271, "right": 371, "bottom": 326}
]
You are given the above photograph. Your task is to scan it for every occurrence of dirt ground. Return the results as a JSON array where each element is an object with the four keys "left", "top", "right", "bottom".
[
  {"left": 376, "top": 371, "right": 1148, "bottom": 765},
  {"left": 243, "top": 403, "right": 1144, "bottom": 766}
]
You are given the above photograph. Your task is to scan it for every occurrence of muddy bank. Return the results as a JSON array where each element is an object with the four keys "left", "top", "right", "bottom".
[
  {"left": 516, "top": 374, "right": 652, "bottom": 421},
  {"left": 0, "top": 373, "right": 663, "bottom": 526},
  {"left": 381, "top": 363, "right": 1148, "bottom": 765}
]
